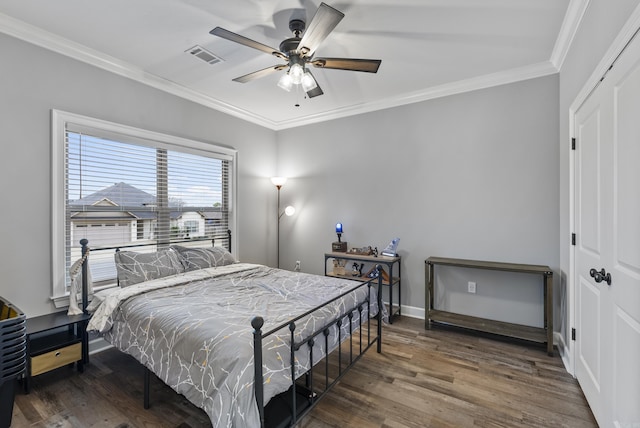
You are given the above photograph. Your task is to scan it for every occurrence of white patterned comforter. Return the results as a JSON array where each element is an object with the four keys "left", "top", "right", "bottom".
[{"left": 87, "top": 263, "right": 379, "bottom": 427}]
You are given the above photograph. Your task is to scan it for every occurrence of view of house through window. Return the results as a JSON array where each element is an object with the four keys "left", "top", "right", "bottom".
[{"left": 52, "top": 111, "right": 236, "bottom": 299}]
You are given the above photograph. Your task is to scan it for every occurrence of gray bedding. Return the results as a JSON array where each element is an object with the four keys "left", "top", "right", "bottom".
[{"left": 87, "top": 263, "right": 378, "bottom": 427}]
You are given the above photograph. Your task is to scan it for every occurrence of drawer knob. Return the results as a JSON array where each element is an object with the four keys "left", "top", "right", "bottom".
[{"left": 55, "top": 351, "right": 61, "bottom": 357}]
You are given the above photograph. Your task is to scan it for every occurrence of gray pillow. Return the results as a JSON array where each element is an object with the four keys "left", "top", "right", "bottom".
[
  {"left": 114, "top": 248, "right": 185, "bottom": 287},
  {"left": 171, "top": 245, "right": 237, "bottom": 271}
]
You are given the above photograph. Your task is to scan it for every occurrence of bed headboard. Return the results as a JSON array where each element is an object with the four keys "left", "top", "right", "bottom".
[
  {"left": 80, "top": 238, "right": 89, "bottom": 314},
  {"left": 78, "top": 230, "right": 232, "bottom": 314}
]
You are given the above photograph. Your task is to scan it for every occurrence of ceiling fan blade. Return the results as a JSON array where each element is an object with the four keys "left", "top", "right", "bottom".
[
  {"left": 297, "top": 3, "right": 344, "bottom": 58},
  {"left": 210, "top": 27, "right": 287, "bottom": 60},
  {"left": 312, "top": 58, "right": 381, "bottom": 73},
  {"left": 232, "top": 64, "right": 287, "bottom": 83},
  {"left": 306, "top": 83, "right": 324, "bottom": 98},
  {"left": 305, "top": 70, "right": 324, "bottom": 98}
]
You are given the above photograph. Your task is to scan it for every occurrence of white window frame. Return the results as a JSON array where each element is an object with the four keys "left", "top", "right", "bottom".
[{"left": 51, "top": 110, "right": 237, "bottom": 307}]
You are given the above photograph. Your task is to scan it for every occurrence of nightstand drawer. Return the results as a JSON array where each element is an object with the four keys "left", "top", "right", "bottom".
[{"left": 31, "top": 342, "right": 81, "bottom": 376}]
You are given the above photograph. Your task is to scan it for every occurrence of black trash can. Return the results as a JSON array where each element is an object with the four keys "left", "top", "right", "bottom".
[{"left": 0, "top": 297, "right": 26, "bottom": 428}]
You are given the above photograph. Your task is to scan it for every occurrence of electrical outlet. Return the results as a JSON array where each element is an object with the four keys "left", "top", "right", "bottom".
[
  {"left": 295, "top": 260, "right": 301, "bottom": 272},
  {"left": 468, "top": 281, "right": 476, "bottom": 293}
]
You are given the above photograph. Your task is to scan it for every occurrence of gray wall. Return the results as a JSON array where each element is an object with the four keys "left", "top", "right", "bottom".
[
  {"left": 277, "top": 75, "right": 559, "bottom": 327},
  {"left": 558, "top": 0, "right": 640, "bottom": 349},
  {"left": 0, "top": 33, "right": 277, "bottom": 316},
  {"left": 5, "top": 0, "right": 629, "bottom": 336}
]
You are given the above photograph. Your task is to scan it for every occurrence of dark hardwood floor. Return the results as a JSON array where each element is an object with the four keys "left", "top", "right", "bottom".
[{"left": 11, "top": 317, "right": 597, "bottom": 427}]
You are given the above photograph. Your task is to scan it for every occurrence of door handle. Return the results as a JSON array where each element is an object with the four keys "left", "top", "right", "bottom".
[{"left": 589, "top": 268, "right": 612, "bottom": 286}]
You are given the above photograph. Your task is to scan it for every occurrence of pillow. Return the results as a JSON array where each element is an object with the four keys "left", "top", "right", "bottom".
[
  {"left": 67, "top": 255, "right": 93, "bottom": 315},
  {"left": 86, "top": 287, "right": 120, "bottom": 313},
  {"left": 114, "top": 248, "right": 185, "bottom": 287},
  {"left": 171, "top": 245, "right": 237, "bottom": 271}
]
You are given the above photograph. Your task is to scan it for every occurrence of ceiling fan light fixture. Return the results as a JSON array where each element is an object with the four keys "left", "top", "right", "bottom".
[
  {"left": 211, "top": 3, "right": 382, "bottom": 98},
  {"left": 301, "top": 71, "right": 318, "bottom": 92},
  {"left": 277, "top": 73, "right": 294, "bottom": 92},
  {"left": 290, "top": 63, "right": 304, "bottom": 84}
]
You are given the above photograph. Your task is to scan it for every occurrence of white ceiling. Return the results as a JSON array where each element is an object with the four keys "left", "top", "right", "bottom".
[{"left": 0, "top": 0, "right": 584, "bottom": 130}]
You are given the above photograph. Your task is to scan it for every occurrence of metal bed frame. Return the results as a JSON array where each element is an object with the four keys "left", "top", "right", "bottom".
[{"left": 79, "top": 235, "right": 384, "bottom": 427}]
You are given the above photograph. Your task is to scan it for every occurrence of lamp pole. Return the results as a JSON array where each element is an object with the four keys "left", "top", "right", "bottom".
[
  {"left": 275, "top": 184, "right": 282, "bottom": 268},
  {"left": 271, "top": 177, "right": 294, "bottom": 269}
]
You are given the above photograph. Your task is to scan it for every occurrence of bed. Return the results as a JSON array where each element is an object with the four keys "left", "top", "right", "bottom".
[{"left": 79, "top": 239, "right": 384, "bottom": 427}]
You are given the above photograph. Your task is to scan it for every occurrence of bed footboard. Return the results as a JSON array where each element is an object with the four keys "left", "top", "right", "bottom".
[
  {"left": 81, "top": 237, "right": 381, "bottom": 427},
  {"left": 252, "top": 265, "right": 384, "bottom": 428}
]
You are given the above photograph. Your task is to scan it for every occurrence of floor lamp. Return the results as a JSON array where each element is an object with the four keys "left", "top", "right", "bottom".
[{"left": 271, "top": 177, "right": 295, "bottom": 268}]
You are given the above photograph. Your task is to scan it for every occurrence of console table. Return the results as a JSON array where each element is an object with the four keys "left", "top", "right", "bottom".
[
  {"left": 425, "top": 257, "right": 554, "bottom": 355},
  {"left": 325, "top": 252, "right": 401, "bottom": 322}
]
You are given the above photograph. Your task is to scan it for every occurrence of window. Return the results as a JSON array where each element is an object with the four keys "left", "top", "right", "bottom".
[
  {"left": 183, "top": 220, "right": 199, "bottom": 236},
  {"left": 51, "top": 110, "right": 237, "bottom": 306}
]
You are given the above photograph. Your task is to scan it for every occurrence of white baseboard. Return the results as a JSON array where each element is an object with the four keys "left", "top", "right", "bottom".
[
  {"left": 555, "top": 331, "right": 573, "bottom": 375},
  {"left": 394, "top": 303, "right": 425, "bottom": 320}
]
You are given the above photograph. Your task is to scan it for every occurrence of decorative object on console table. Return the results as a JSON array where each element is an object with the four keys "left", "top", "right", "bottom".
[
  {"left": 351, "top": 262, "right": 364, "bottom": 276},
  {"left": 348, "top": 245, "right": 376, "bottom": 256},
  {"left": 381, "top": 237, "right": 400, "bottom": 257},
  {"left": 332, "top": 258, "right": 346, "bottom": 275},
  {"left": 332, "top": 222, "right": 347, "bottom": 252},
  {"left": 366, "top": 266, "right": 390, "bottom": 283},
  {"left": 324, "top": 251, "right": 402, "bottom": 323}
]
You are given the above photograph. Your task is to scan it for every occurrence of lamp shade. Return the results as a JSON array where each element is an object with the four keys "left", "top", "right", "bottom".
[
  {"left": 301, "top": 71, "right": 318, "bottom": 92},
  {"left": 277, "top": 73, "right": 293, "bottom": 92},
  {"left": 284, "top": 205, "right": 296, "bottom": 216},
  {"left": 270, "top": 176, "right": 288, "bottom": 187},
  {"left": 290, "top": 63, "right": 304, "bottom": 84}
]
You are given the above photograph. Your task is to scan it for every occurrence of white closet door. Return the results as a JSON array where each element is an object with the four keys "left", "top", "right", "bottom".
[
  {"left": 574, "top": 72, "right": 613, "bottom": 426},
  {"left": 574, "top": 30, "right": 640, "bottom": 427},
  {"left": 608, "top": 31, "right": 640, "bottom": 427}
]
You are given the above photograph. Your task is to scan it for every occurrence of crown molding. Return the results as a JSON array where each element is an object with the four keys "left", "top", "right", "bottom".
[
  {"left": 0, "top": 13, "right": 279, "bottom": 130},
  {"left": 550, "top": 0, "right": 590, "bottom": 70},
  {"left": 570, "top": 1, "right": 640, "bottom": 113},
  {"left": 273, "top": 61, "right": 559, "bottom": 130},
  {"left": 1, "top": 11, "right": 561, "bottom": 132}
]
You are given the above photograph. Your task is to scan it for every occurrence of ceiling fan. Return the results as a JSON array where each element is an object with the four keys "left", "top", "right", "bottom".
[{"left": 210, "top": 2, "right": 381, "bottom": 98}]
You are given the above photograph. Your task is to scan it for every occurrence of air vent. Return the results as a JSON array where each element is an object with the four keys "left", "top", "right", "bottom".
[{"left": 186, "top": 45, "right": 223, "bottom": 65}]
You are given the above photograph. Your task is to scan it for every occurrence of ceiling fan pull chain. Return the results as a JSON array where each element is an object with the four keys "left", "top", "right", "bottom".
[{"left": 295, "top": 85, "right": 301, "bottom": 107}]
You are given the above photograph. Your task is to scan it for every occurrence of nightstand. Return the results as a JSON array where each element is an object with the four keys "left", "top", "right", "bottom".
[{"left": 24, "top": 311, "right": 91, "bottom": 393}]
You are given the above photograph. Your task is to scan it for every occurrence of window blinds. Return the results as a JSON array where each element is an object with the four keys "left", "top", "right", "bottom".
[{"left": 64, "top": 124, "right": 232, "bottom": 285}]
